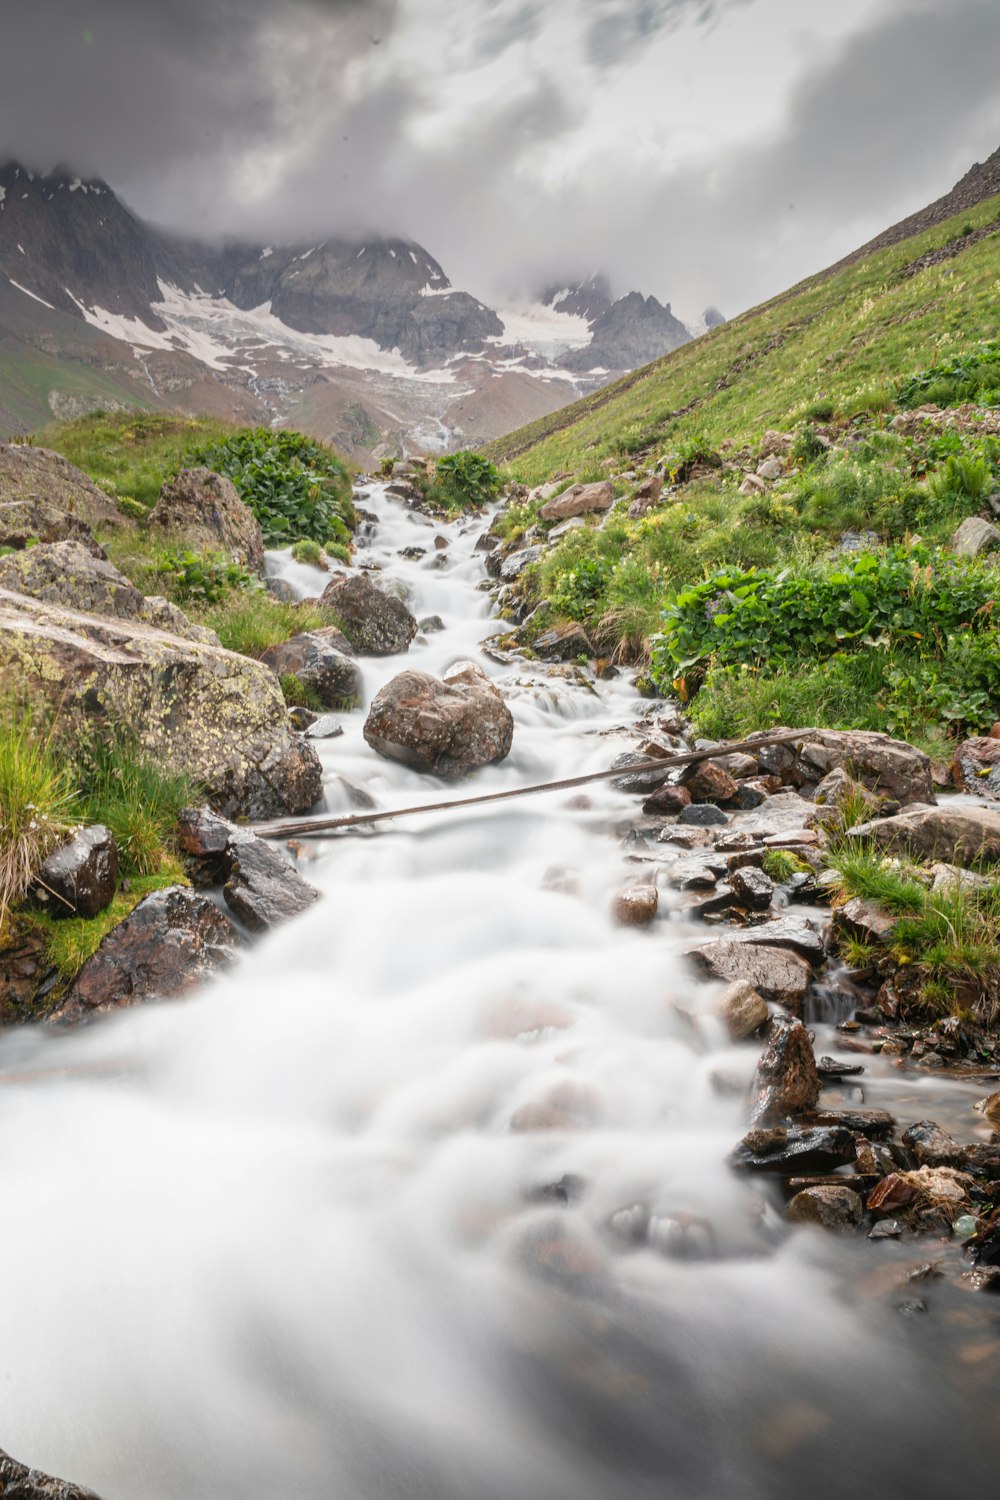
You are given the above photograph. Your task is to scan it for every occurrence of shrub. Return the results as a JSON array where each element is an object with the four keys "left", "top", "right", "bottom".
[
  {"left": 155, "top": 548, "right": 255, "bottom": 605},
  {"left": 433, "top": 451, "right": 503, "bottom": 510},
  {"left": 187, "top": 428, "right": 354, "bottom": 545},
  {"left": 0, "top": 709, "right": 80, "bottom": 921}
]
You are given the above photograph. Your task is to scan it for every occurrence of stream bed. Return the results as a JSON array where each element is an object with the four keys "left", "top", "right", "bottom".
[{"left": 0, "top": 482, "right": 998, "bottom": 1498}]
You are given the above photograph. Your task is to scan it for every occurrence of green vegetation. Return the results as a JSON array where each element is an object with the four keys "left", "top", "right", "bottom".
[
  {"left": 278, "top": 674, "right": 325, "bottom": 712},
  {"left": 199, "top": 594, "right": 339, "bottom": 657},
  {"left": 37, "top": 410, "right": 233, "bottom": 509},
  {"left": 26, "top": 866, "right": 187, "bottom": 979},
  {"left": 154, "top": 548, "right": 256, "bottom": 605},
  {"left": 77, "top": 735, "right": 194, "bottom": 878},
  {"left": 289, "top": 539, "right": 328, "bottom": 568},
  {"left": 898, "top": 337, "right": 1000, "bottom": 409},
  {"left": 0, "top": 708, "right": 79, "bottom": 922},
  {"left": 186, "top": 427, "right": 355, "bottom": 545},
  {"left": 761, "top": 849, "right": 809, "bottom": 882},
  {"left": 433, "top": 450, "right": 503, "bottom": 511}
]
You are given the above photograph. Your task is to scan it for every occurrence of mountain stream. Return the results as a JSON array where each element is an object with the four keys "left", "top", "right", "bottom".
[{"left": 0, "top": 482, "right": 998, "bottom": 1498}]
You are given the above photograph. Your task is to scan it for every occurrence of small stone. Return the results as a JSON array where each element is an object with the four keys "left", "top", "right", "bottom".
[
  {"left": 787, "top": 1185, "right": 862, "bottom": 1231},
  {"left": 176, "top": 806, "right": 238, "bottom": 887},
  {"left": 750, "top": 1013, "right": 821, "bottom": 1123},
  {"left": 305, "top": 714, "right": 344, "bottom": 739},
  {"left": 715, "top": 980, "right": 769, "bottom": 1041},
  {"left": 901, "top": 1120, "right": 968, "bottom": 1169},
  {"left": 31, "top": 825, "right": 118, "bottom": 919},
  {"left": 642, "top": 783, "right": 691, "bottom": 815},
  {"left": 679, "top": 803, "right": 729, "bottom": 827},
  {"left": 757, "top": 455, "right": 785, "bottom": 480},
  {"left": 868, "top": 1219, "right": 903, "bottom": 1240},
  {"left": 612, "top": 885, "right": 659, "bottom": 926},
  {"left": 419, "top": 614, "right": 446, "bottom": 632},
  {"left": 951, "top": 515, "right": 1000, "bottom": 557},
  {"left": 953, "top": 1214, "right": 980, "bottom": 1239},
  {"left": 682, "top": 759, "right": 739, "bottom": 805},
  {"left": 729, "top": 865, "right": 774, "bottom": 911},
  {"left": 974, "top": 1090, "right": 1000, "bottom": 1125}
]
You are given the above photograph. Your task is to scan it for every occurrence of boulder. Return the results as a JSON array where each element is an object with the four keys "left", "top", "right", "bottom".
[
  {"left": 681, "top": 759, "right": 739, "bottom": 805},
  {"left": 627, "top": 475, "right": 664, "bottom": 519},
  {"left": 848, "top": 805, "right": 1000, "bottom": 865},
  {"left": 758, "top": 729, "right": 933, "bottom": 807},
  {"left": 611, "top": 752, "right": 672, "bottom": 794},
  {"left": 901, "top": 1120, "right": 968, "bottom": 1169},
  {"left": 0, "top": 442, "right": 121, "bottom": 528},
  {"left": 0, "top": 1446, "right": 104, "bottom": 1499},
  {"left": 750, "top": 1014, "right": 821, "bottom": 1123},
  {"left": 320, "top": 572, "right": 417, "bottom": 655},
  {"left": 0, "top": 495, "right": 106, "bottom": 556},
  {"left": 499, "top": 545, "right": 543, "bottom": 582},
  {"left": 31, "top": 825, "right": 118, "bottom": 919},
  {"left": 222, "top": 831, "right": 321, "bottom": 931},
  {"left": 261, "top": 629, "right": 363, "bottom": 708},
  {"left": 149, "top": 467, "right": 265, "bottom": 572},
  {"left": 0, "top": 588, "right": 322, "bottom": 820},
  {"left": 951, "top": 516, "right": 1000, "bottom": 557},
  {"left": 732, "top": 1124, "right": 855, "bottom": 1174},
  {"left": 787, "top": 1185, "right": 862, "bottom": 1231},
  {"left": 951, "top": 736, "right": 1000, "bottom": 799},
  {"left": 539, "top": 480, "right": 615, "bottom": 521},
  {"left": 832, "top": 897, "right": 898, "bottom": 946},
  {"left": 611, "top": 885, "right": 658, "bottom": 925},
  {"left": 687, "top": 941, "right": 813, "bottom": 1011},
  {"left": 532, "top": 622, "right": 593, "bottom": 661},
  {"left": 812, "top": 766, "right": 880, "bottom": 817},
  {"left": 50, "top": 887, "right": 240, "bottom": 1022},
  {"left": 363, "top": 662, "right": 514, "bottom": 780},
  {"left": 715, "top": 979, "right": 769, "bottom": 1041},
  {"left": 0, "top": 540, "right": 211, "bottom": 644}
]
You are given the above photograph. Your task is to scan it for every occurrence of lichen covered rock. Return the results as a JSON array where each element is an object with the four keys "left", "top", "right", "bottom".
[{"left": 150, "top": 467, "right": 265, "bottom": 572}]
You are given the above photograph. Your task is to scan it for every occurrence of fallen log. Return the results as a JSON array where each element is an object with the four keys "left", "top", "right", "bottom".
[{"left": 252, "top": 727, "right": 815, "bottom": 840}]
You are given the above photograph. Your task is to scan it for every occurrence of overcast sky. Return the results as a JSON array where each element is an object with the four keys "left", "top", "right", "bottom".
[{"left": 2, "top": 0, "right": 999, "bottom": 318}]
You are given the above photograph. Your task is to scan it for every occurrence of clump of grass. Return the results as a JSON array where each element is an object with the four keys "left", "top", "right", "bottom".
[
  {"left": 279, "top": 674, "right": 325, "bottom": 712},
  {"left": 761, "top": 849, "right": 809, "bottom": 882},
  {"left": 198, "top": 595, "right": 339, "bottom": 657},
  {"left": 926, "top": 453, "right": 991, "bottom": 508},
  {"left": 38, "top": 410, "right": 236, "bottom": 509},
  {"left": 841, "top": 936, "right": 877, "bottom": 969},
  {"left": 0, "top": 709, "right": 80, "bottom": 923},
  {"left": 78, "top": 736, "right": 194, "bottom": 878},
  {"left": 290, "top": 539, "right": 328, "bottom": 568},
  {"left": 829, "top": 843, "right": 926, "bottom": 914}
]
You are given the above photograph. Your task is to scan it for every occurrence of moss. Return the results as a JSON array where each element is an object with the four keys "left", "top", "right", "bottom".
[{"left": 22, "top": 862, "right": 188, "bottom": 980}]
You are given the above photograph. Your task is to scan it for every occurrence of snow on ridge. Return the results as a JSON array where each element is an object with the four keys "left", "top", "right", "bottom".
[
  {"left": 8, "top": 278, "right": 55, "bottom": 311},
  {"left": 260, "top": 246, "right": 274, "bottom": 259},
  {"left": 491, "top": 302, "right": 593, "bottom": 357}
]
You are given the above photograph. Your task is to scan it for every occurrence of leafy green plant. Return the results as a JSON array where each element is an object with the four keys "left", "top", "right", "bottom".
[
  {"left": 898, "top": 339, "right": 1000, "bottom": 410},
  {"left": 155, "top": 548, "right": 255, "bottom": 605},
  {"left": 187, "top": 428, "right": 354, "bottom": 545},
  {"left": 433, "top": 451, "right": 503, "bottom": 511}
]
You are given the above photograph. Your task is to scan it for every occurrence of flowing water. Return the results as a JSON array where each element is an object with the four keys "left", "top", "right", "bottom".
[{"left": 1, "top": 485, "right": 998, "bottom": 1497}]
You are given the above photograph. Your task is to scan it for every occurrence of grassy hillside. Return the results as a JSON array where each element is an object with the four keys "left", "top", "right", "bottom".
[{"left": 485, "top": 191, "right": 1000, "bottom": 758}]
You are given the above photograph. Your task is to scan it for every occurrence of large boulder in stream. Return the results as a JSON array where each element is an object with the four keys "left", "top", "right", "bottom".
[
  {"left": 0, "top": 1445, "right": 105, "bottom": 1499},
  {"left": 223, "top": 830, "right": 321, "bottom": 931},
  {"left": 364, "top": 662, "right": 514, "bottom": 780},
  {"left": 0, "top": 552, "right": 323, "bottom": 819},
  {"left": 320, "top": 572, "right": 417, "bottom": 655},
  {"left": 149, "top": 467, "right": 265, "bottom": 572}
]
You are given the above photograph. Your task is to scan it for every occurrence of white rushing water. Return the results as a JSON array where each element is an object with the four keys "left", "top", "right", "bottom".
[{"left": 0, "top": 486, "right": 995, "bottom": 1498}]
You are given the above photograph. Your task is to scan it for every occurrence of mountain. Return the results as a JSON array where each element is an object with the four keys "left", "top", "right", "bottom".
[{"left": 0, "top": 160, "right": 702, "bottom": 458}]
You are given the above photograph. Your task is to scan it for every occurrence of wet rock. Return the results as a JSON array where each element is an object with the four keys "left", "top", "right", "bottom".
[
  {"left": 951, "top": 515, "right": 1000, "bottom": 557},
  {"left": 737, "top": 778, "right": 780, "bottom": 809},
  {"left": 688, "top": 941, "right": 813, "bottom": 1011},
  {"left": 868, "top": 1219, "right": 903, "bottom": 1240},
  {"left": 716, "top": 914, "right": 826, "bottom": 964},
  {"left": 320, "top": 572, "right": 418, "bottom": 655},
  {"left": 729, "top": 866, "right": 774, "bottom": 911},
  {"left": 0, "top": 584, "right": 323, "bottom": 820},
  {"left": 261, "top": 629, "right": 363, "bottom": 708},
  {"left": 732, "top": 1124, "right": 855, "bottom": 1173},
  {"left": 901, "top": 1120, "right": 969, "bottom": 1169},
  {"left": 611, "top": 752, "right": 672, "bottom": 794},
  {"left": 364, "top": 662, "right": 514, "bottom": 780},
  {"left": 715, "top": 979, "right": 769, "bottom": 1041},
  {"left": 265, "top": 576, "right": 299, "bottom": 602},
  {"left": 510, "top": 1079, "right": 603, "bottom": 1132},
  {"left": 419, "top": 614, "right": 445, "bottom": 632},
  {"left": 732, "top": 790, "right": 817, "bottom": 839},
  {"left": 974, "top": 1091, "right": 1000, "bottom": 1125},
  {"left": 832, "top": 897, "right": 898, "bottom": 946},
  {"left": 176, "top": 806, "right": 237, "bottom": 886},
  {"left": 0, "top": 1446, "right": 105, "bottom": 1499},
  {"left": 149, "top": 467, "right": 265, "bottom": 571},
  {"left": 682, "top": 759, "right": 739, "bottom": 805},
  {"left": 611, "top": 884, "right": 658, "bottom": 925},
  {"left": 959, "top": 1266, "right": 1000, "bottom": 1293},
  {"left": 0, "top": 441, "right": 121, "bottom": 528},
  {"left": 679, "top": 803, "right": 729, "bottom": 827},
  {"left": 787, "top": 1184, "right": 862, "bottom": 1231},
  {"left": 51, "top": 887, "right": 240, "bottom": 1022},
  {"left": 31, "top": 825, "right": 118, "bottom": 918},
  {"left": 533, "top": 622, "right": 593, "bottom": 661},
  {"left": 758, "top": 729, "right": 933, "bottom": 807},
  {"left": 867, "top": 1174, "right": 920, "bottom": 1215},
  {"left": 817, "top": 1056, "right": 865, "bottom": 1077},
  {"left": 642, "top": 783, "right": 691, "bottom": 815},
  {"left": 848, "top": 805, "right": 1000, "bottom": 864},
  {"left": 810, "top": 1107, "right": 895, "bottom": 1136},
  {"left": 222, "top": 831, "right": 321, "bottom": 931},
  {"left": 750, "top": 1014, "right": 821, "bottom": 1123},
  {"left": 305, "top": 713, "right": 344, "bottom": 739},
  {"left": 951, "top": 736, "right": 1000, "bottom": 799},
  {"left": 538, "top": 480, "right": 615, "bottom": 521}
]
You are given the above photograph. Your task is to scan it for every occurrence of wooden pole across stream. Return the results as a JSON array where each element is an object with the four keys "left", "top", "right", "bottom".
[{"left": 252, "top": 728, "right": 815, "bottom": 841}]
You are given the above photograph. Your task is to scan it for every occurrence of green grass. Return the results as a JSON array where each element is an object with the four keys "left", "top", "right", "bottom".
[
  {"left": 0, "top": 707, "right": 81, "bottom": 924},
  {"left": 35, "top": 409, "right": 237, "bottom": 509},
  {"left": 78, "top": 736, "right": 195, "bottom": 878},
  {"left": 829, "top": 844, "right": 927, "bottom": 914},
  {"left": 198, "top": 594, "right": 341, "bottom": 658}
]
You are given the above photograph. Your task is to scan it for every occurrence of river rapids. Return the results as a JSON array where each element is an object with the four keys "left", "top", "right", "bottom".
[{"left": 0, "top": 483, "right": 997, "bottom": 1498}]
